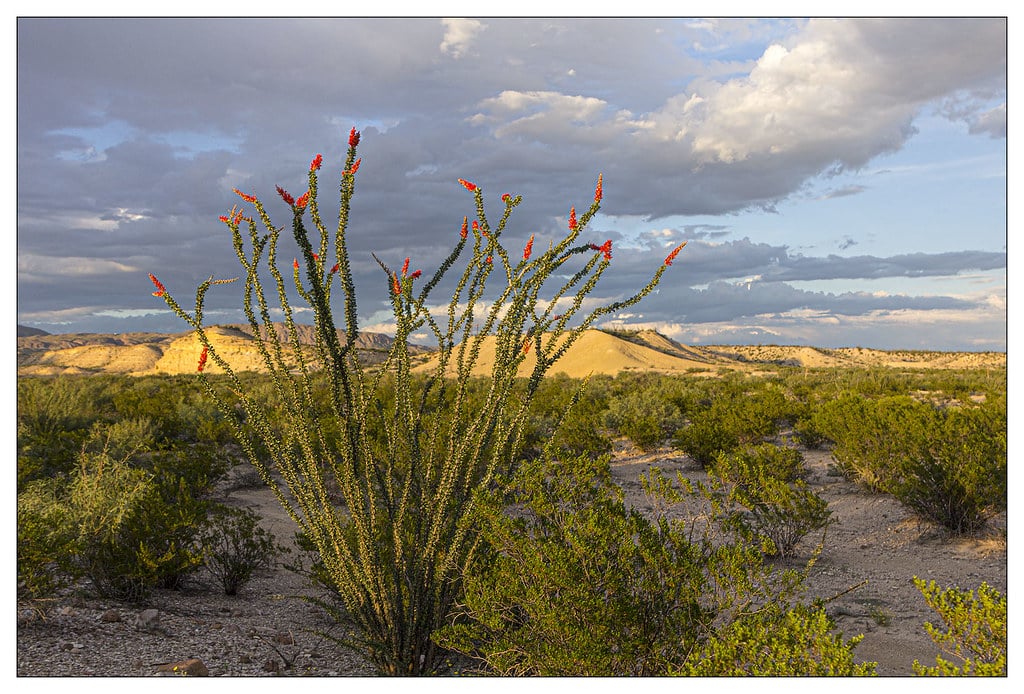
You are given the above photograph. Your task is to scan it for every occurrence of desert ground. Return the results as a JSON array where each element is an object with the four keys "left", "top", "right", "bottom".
[{"left": 16, "top": 435, "right": 1006, "bottom": 677}]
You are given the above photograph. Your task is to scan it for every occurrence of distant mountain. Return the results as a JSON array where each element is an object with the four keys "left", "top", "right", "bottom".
[
  {"left": 16, "top": 323, "right": 418, "bottom": 376},
  {"left": 17, "top": 325, "right": 1005, "bottom": 377},
  {"left": 17, "top": 325, "right": 50, "bottom": 337}
]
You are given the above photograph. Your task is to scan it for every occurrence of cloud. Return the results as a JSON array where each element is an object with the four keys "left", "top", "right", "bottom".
[{"left": 440, "top": 18, "right": 485, "bottom": 59}]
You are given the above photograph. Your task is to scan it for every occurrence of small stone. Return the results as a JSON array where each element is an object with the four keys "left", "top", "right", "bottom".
[
  {"left": 238, "top": 654, "right": 252, "bottom": 664},
  {"left": 156, "top": 658, "right": 209, "bottom": 677},
  {"left": 273, "top": 632, "right": 295, "bottom": 645},
  {"left": 100, "top": 609, "right": 121, "bottom": 623},
  {"left": 262, "top": 658, "right": 280, "bottom": 673}
]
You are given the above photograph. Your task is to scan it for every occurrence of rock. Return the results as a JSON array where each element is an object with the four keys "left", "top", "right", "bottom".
[
  {"left": 156, "top": 658, "right": 209, "bottom": 677},
  {"left": 262, "top": 658, "right": 280, "bottom": 673},
  {"left": 273, "top": 632, "right": 295, "bottom": 645},
  {"left": 100, "top": 609, "right": 122, "bottom": 623},
  {"left": 136, "top": 608, "right": 168, "bottom": 635}
]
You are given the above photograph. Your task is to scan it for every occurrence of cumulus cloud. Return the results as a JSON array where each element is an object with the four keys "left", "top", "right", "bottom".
[
  {"left": 15, "top": 18, "right": 1006, "bottom": 350},
  {"left": 440, "top": 18, "right": 485, "bottom": 58}
]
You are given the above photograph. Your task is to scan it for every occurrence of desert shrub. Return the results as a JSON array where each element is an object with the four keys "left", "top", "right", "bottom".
[
  {"left": 17, "top": 377, "right": 107, "bottom": 489},
  {"left": 17, "top": 479, "right": 77, "bottom": 602},
  {"left": 672, "top": 417, "right": 739, "bottom": 467},
  {"left": 814, "top": 393, "right": 1005, "bottom": 534},
  {"left": 199, "top": 505, "right": 287, "bottom": 595},
  {"left": 17, "top": 423, "right": 214, "bottom": 602},
  {"left": 712, "top": 445, "right": 831, "bottom": 558},
  {"left": 812, "top": 394, "right": 924, "bottom": 491},
  {"left": 603, "top": 386, "right": 682, "bottom": 450},
  {"left": 887, "top": 395, "right": 1006, "bottom": 535},
  {"left": 151, "top": 134, "right": 687, "bottom": 675},
  {"left": 713, "top": 442, "right": 806, "bottom": 484},
  {"left": 524, "top": 375, "right": 611, "bottom": 458},
  {"left": 912, "top": 578, "right": 1006, "bottom": 676},
  {"left": 434, "top": 453, "right": 855, "bottom": 676},
  {"left": 679, "top": 603, "right": 875, "bottom": 676}
]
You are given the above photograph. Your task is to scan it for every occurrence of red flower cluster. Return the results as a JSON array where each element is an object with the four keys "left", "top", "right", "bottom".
[
  {"left": 502, "top": 193, "right": 511, "bottom": 203},
  {"left": 349, "top": 127, "right": 361, "bottom": 148},
  {"left": 458, "top": 178, "right": 478, "bottom": 192},
  {"left": 344, "top": 159, "right": 361, "bottom": 176},
  {"left": 460, "top": 217, "right": 469, "bottom": 239},
  {"left": 523, "top": 234, "right": 534, "bottom": 260},
  {"left": 197, "top": 346, "right": 208, "bottom": 373},
  {"left": 276, "top": 186, "right": 295, "bottom": 206},
  {"left": 589, "top": 240, "right": 613, "bottom": 261},
  {"left": 664, "top": 242, "right": 687, "bottom": 266},
  {"left": 595, "top": 173, "right": 603, "bottom": 202},
  {"left": 149, "top": 273, "right": 166, "bottom": 297},
  {"left": 294, "top": 258, "right": 300, "bottom": 270},
  {"left": 295, "top": 191, "right": 311, "bottom": 209},
  {"left": 233, "top": 188, "right": 257, "bottom": 203},
  {"left": 568, "top": 206, "right": 577, "bottom": 231},
  {"left": 330, "top": 263, "right": 340, "bottom": 274},
  {"left": 310, "top": 153, "right": 323, "bottom": 172}
]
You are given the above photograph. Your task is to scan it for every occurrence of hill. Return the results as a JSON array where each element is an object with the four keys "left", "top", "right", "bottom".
[
  {"left": 17, "top": 325, "right": 1005, "bottom": 377},
  {"left": 16, "top": 324, "right": 408, "bottom": 377}
]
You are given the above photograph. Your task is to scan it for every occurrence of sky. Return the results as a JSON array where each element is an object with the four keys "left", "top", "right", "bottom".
[{"left": 14, "top": 14, "right": 1010, "bottom": 351}]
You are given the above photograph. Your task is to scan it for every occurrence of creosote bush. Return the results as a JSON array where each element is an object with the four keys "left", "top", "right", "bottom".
[
  {"left": 434, "top": 452, "right": 871, "bottom": 676},
  {"left": 199, "top": 506, "right": 287, "bottom": 596},
  {"left": 149, "top": 129, "right": 686, "bottom": 675},
  {"left": 912, "top": 578, "right": 1006, "bottom": 676}
]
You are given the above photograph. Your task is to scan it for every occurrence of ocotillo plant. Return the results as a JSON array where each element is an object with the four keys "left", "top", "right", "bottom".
[{"left": 149, "top": 127, "right": 685, "bottom": 675}]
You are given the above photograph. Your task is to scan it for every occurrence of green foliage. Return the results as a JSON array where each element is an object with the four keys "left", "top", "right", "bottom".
[
  {"left": 602, "top": 383, "right": 683, "bottom": 450},
  {"left": 912, "top": 578, "right": 1006, "bottom": 676},
  {"left": 813, "top": 393, "right": 1006, "bottom": 534},
  {"left": 710, "top": 444, "right": 831, "bottom": 558},
  {"left": 679, "top": 603, "right": 876, "bottom": 676},
  {"left": 435, "top": 452, "right": 849, "bottom": 676},
  {"left": 152, "top": 137, "right": 684, "bottom": 675},
  {"left": 199, "top": 505, "right": 287, "bottom": 596},
  {"left": 16, "top": 418, "right": 222, "bottom": 603},
  {"left": 17, "top": 478, "right": 77, "bottom": 602}
]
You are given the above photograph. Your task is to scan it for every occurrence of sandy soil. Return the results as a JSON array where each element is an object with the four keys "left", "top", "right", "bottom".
[{"left": 17, "top": 440, "right": 1006, "bottom": 677}]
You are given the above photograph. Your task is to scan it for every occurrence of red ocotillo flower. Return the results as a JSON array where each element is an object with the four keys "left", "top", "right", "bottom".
[
  {"left": 310, "top": 153, "right": 323, "bottom": 172},
  {"left": 276, "top": 186, "right": 295, "bottom": 206},
  {"left": 330, "top": 263, "right": 339, "bottom": 274},
  {"left": 568, "top": 206, "right": 577, "bottom": 231},
  {"left": 460, "top": 217, "right": 468, "bottom": 239},
  {"left": 523, "top": 234, "right": 535, "bottom": 260},
  {"left": 501, "top": 193, "right": 511, "bottom": 203},
  {"left": 218, "top": 215, "right": 230, "bottom": 223},
  {"left": 344, "top": 159, "right": 361, "bottom": 176},
  {"left": 197, "top": 346, "right": 208, "bottom": 373},
  {"left": 485, "top": 256, "right": 493, "bottom": 265},
  {"left": 522, "top": 340, "right": 531, "bottom": 354},
  {"left": 233, "top": 188, "right": 258, "bottom": 203},
  {"left": 458, "top": 178, "right": 478, "bottom": 192},
  {"left": 349, "top": 127, "right": 361, "bottom": 147},
  {"left": 409, "top": 270, "right": 422, "bottom": 280},
  {"left": 595, "top": 173, "right": 603, "bottom": 202},
  {"left": 599, "top": 239, "right": 613, "bottom": 261},
  {"left": 293, "top": 258, "right": 299, "bottom": 270},
  {"left": 295, "top": 191, "right": 311, "bottom": 208},
  {"left": 472, "top": 220, "right": 480, "bottom": 232},
  {"left": 392, "top": 273, "right": 402, "bottom": 294},
  {"left": 401, "top": 257, "right": 410, "bottom": 276},
  {"left": 664, "top": 242, "right": 687, "bottom": 266},
  {"left": 149, "top": 273, "right": 166, "bottom": 297}
]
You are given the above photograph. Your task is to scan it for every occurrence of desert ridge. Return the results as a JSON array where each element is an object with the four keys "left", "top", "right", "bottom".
[{"left": 17, "top": 325, "right": 1006, "bottom": 377}]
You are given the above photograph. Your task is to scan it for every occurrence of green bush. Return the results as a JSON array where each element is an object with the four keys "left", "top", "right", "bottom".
[
  {"left": 672, "top": 417, "right": 739, "bottom": 467},
  {"left": 889, "top": 396, "right": 1006, "bottom": 535},
  {"left": 200, "top": 505, "right": 287, "bottom": 595},
  {"left": 814, "top": 394, "right": 1005, "bottom": 534},
  {"left": 435, "top": 453, "right": 862, "bottom": 676},
  {"left": 679, "top": 603, "right": 875, "bottom": 676},
  {"left": 17, "top": 478, "right": 77, "bottom": 602},
  {"left": 712, "top": 445, "right": 831, "bottom": 558},
  {"left": 912, "top": 578, "right": 1006, "bottom": 676},
  {"left": 603, "top": 386, "right": 682, "bottom": 450}
]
